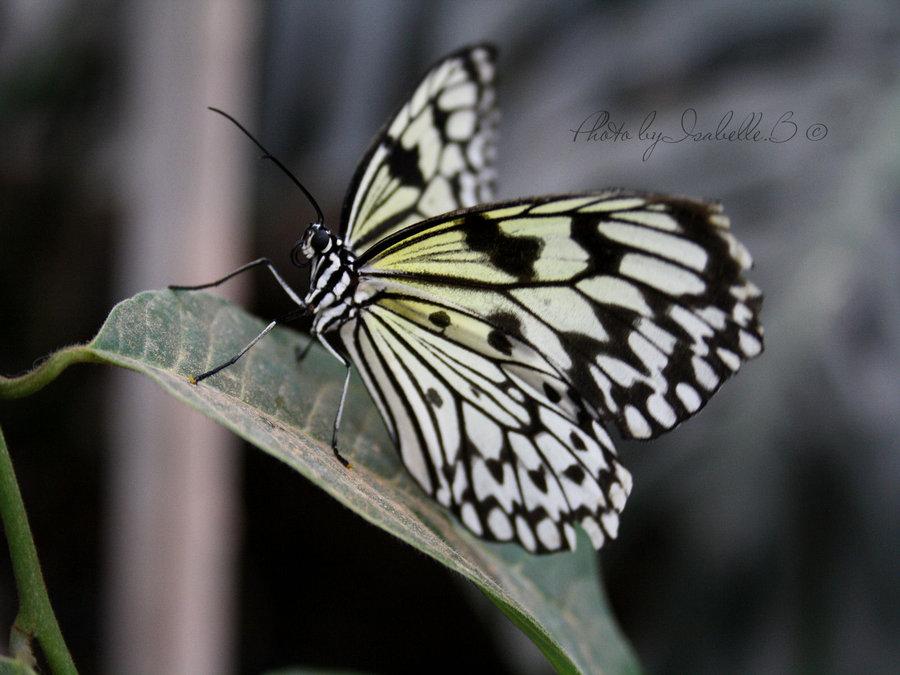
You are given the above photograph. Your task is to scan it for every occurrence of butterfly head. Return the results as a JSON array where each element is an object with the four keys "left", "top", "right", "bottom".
[{"left": 291, "top": 222, "right": 332, "bottom": 266}]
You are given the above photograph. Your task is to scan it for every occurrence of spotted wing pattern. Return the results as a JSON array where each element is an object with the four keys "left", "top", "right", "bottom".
[
  {"left": 340, "top": 45, "right": 497, "bottom": 252},
  {"left": 358, "top": 192, "right": 764, "bottom": 440},
  {"left": 340, "top": 192, "right": 763, "bottom": 551},
  {"left": 340, "top": 295, "right": 632, "bottom": 552}
]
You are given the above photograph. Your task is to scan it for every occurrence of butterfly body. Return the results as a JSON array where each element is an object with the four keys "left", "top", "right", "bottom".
[
  {"left": 298, "top": 224, "right": 361, "bottom": 335},
  {"left": 182, "top": 46, "right": 763, "bottom": 554}
]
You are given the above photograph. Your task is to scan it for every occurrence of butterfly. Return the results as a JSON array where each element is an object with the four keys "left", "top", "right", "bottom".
[{"left": 172, "top": 45, "right": 763, "bottom": 554}]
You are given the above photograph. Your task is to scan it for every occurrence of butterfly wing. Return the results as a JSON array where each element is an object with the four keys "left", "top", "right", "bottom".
[
  {"left": 339, "top": 192, "right": 763, "bottom": 551},
  {"left": 339, "top": 45, "right": 497, "bottom": 252},
  {"left": 338, "top": 296, "right": 631, "bottom": 553},
  {"left": 357, "top": 192, "right": 764, "bottom": 441}
]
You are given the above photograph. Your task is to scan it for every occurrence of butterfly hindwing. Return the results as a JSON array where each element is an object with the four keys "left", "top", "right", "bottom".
[
  {"left": 340, "top": 295, "right": 631, "bottom": 552},
  {"left": 340, "top": 45, "right": 497, "bottom": 252},
  {"left": 355, "top": 192, "right": 764, "bottom": 446}
]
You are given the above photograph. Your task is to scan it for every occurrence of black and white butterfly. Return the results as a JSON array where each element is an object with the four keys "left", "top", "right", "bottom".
[{"left": 172, "top": 45, "right": 763, "bottom": 554}]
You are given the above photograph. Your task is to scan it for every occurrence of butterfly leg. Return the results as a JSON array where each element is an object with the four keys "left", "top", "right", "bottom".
[
  {"left": 294, "top": 337, "right": 314, "bottom": 365},
  {"left": 188, "top": 306, "right": 307, "bottom": 384},
  {"left": 170, "top": 257, "right": 306, "bottom": 308},
  {"left": 330, "top": 364, "right": 353, "bottom": 468}
]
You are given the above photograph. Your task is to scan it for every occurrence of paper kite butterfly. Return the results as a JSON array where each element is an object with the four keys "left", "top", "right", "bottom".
[{"left": 171, "top": 45, "right": 764, "bottom": 554}]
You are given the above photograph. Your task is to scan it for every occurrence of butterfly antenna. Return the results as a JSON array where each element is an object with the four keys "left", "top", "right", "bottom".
[{"left": 208, "top": 106, "right": 324, "bottom": 224}]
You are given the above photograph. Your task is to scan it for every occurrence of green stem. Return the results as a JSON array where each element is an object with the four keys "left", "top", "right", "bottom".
[
  {"left": 0, "top": 426, "right": 77, "bottom": 673},
  {"left": 0, "top": 346, "right": 100, "bottom": 400},
  {"left": 0, "top": 345, "right": 100, "bottom": 671}
]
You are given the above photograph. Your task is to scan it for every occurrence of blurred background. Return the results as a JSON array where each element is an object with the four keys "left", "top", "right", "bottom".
[{"left": 1, "top": 1, "right": 898, "bottom": 673}]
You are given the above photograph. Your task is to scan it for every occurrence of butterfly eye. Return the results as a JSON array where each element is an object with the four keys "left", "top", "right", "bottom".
[{"left": 311, "top": 227, "right": 330, "bottom": 252}]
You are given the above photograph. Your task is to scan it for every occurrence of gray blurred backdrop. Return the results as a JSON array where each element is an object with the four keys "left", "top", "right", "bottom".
[{"left": 1, "top": 1, "right": 898, "bottom": 673}]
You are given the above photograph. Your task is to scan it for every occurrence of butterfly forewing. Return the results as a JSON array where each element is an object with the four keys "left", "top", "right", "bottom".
[
  {"left": 355, "top": 193, "right": 763, "bottom": 448},
  {"left": 340, "top": 45, "right": 497, "bottom": 252}
]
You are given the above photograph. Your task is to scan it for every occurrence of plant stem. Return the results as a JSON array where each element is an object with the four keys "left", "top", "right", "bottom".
[
  {"left": 0, "top": 425, "right": 77, "bottom": 673},
  {"left": 0, "top": 346, "right": 100, "bottom": 400}
]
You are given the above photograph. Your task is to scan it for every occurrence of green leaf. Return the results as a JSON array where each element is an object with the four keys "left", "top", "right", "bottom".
[{"left": 36, "top": 290, "right": 642, "bottom": 674}]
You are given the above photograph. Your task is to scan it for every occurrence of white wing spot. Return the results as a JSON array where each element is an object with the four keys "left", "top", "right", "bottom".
[
  {"left": 697, "top": 306, "right": 728, "bottom": 330},
  {"left": 509, "top": 433, "right": 542, "bottom": 470},
  {"left": 409, "top": 81, "right": 429, "bottom": 117},
  {"left": 597, "top": 222, "right": 708, "bottom": 271},
  {"left": 419, "top": 175, "right": 454, "bottom": 217},
  {"left": 461, "top": 502, "right": 482, "bottom": 535},
  {"left": 591, "top": 420, "right": 616, "bottom": 453},
  {"left": 531, "top": 197, "right": 598, "bottom": 214},
  {"left": 620, "top": 253, "right": 706, "bottom": 295},
  {"left": 467, "top": 132, "right": 487, "bottom": 169},
  {"left": 436, "top": 485, "right": 451, "bottom": 507},
  {"left": 597, "top": 355, "right": 642, "bottom": 387},
  {"left": 590, "top": 365, "right": 618, "bottom": 413},
  {"left": 459, "top": 172, "right": 477, "bottom": 205},
  {"left": 518, "top": 467, "right": 562, "bottom": 520},
  {"left": 578, "top": 276, "right": 652, "bottom": 316},
  {"left": 487, "top": 508, "right": 513, "bottom": 540},
  {"left": 512, "top": 287, "right": 606, "bottom": 342},
  {"left": 624, "top": 405, "right": 652, "bottom": 438},
  {"left": 438, "top": 82, "right": 477, "bottom": 110},
  {"left": 601, "top": 511, "right": 620, "bottom": 538},
  {"left": 647, "top": 393, "right": 677, "bottom": 427},
  {"left": 628, "top": 331, "right": 668, "bottom": 372},
  {"left": 581, "top": 518, "right": 606, "bottom": 549},
  {"left": 670, "top": 305, "right": 714, "bottom": 351},
  {"left": 635, "top": 317, "right": 678, "bottom": 354},
  {"left": 731, "top": 281, "right": 761, "bottom": 301},
  {"left": 387, "top": 105, "right": 410, "bottom": 138},
  {"left": 676, "top": 382, "right": 702, "bottom": 412},
  {"left": 615, "top": 210, "right": 681, "bottom": 231},
  {"left": 472, "top": 48, "right": 494, "bottom": 81},
  {"left": 463, "top": 403, "right": 503, "bottom": 459},
  {"left": 447, "top": 110, "right": 477, "bottom": 140},
  {"left": 579, "top": 197, "right": 645, "bottom": 212},
  {"left": 609, "top": 483, "right": 627, "bottom": 512},
  {"left": 515, "top": 516, "right": 537, "bottom": 552},
  {"left": 537, "top": 519, "right": 561, "bottom": 550},
  {"left": 692, "top": 356, "right": 719, "bottom": 390},
  {"left": 733, "top": 302, "right": 753, "bottom": 326},
  {"left": 616, "top": 464, "right": 633, "bottom": 495},
  {"left": 717, "top": 347, "right": 741, "bottom": 371},
  {"left": 440, "top": 143, "right": 465, "bottom": 176},
  {"left": 709, "top": 213, "right": 731, "bottom": 228},
  {"left": 451, "top": 463, "right": 468, "bottom": 502},
  {"left": 739, "top": 330, "right": 762, "bottom": 357}
]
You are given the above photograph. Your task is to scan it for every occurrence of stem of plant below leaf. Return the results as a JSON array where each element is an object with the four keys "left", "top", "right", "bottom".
[{"left": 0, "top": 425, "right": 77, "bottom": 673}]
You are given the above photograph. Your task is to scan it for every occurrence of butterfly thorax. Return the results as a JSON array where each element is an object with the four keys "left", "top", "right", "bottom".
[{"left": 304, "top": 229, "right": 360, "bottom": 334}]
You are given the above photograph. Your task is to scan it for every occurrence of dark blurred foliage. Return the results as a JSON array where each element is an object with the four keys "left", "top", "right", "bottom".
[
  {"left": 2, "top": 1, "right": 899, "bottom": 673},
  {"left": 1, "top": 3, "right": 122, "bottom": 672}
]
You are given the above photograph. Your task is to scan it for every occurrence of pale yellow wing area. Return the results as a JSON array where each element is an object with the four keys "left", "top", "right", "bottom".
[
  {"left": 356, "top": 192, "right": 764, "bottom": 442},
  {"left": 340, "top": 45, "right": 497, "bottom": 252}
]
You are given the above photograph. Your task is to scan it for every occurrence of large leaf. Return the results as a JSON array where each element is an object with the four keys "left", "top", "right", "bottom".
[{"left": 85, "top": 290, "right": 640, "bottom": 673}]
